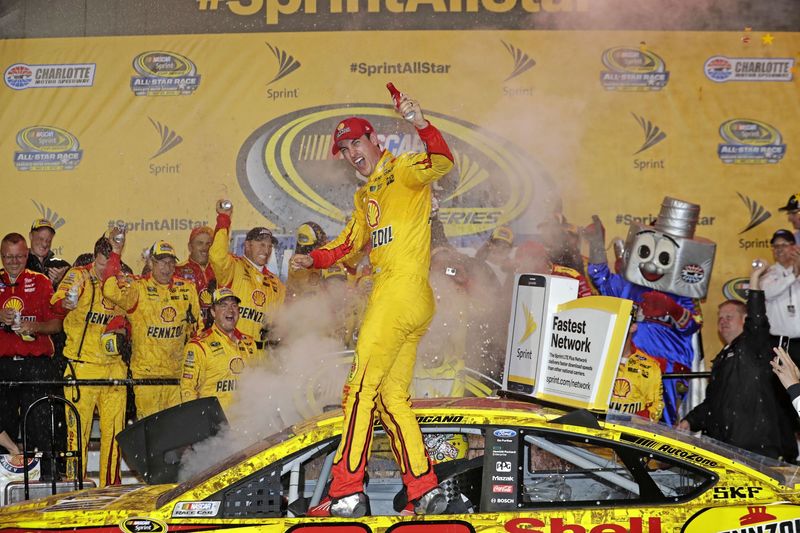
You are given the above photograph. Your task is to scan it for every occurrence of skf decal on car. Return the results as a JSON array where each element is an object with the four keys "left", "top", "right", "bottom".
[
  {"left": 712, "top": 486, "right": 764, "bottom": 499},
  {"left": 119, "top": 517, "right": 167, "bottom": 533},
  {"left": 172, "top": 500, "right": 221, "bottom": 517},
  {"left": 682, "top": 504, "right": 800, "bottom": 532},
  {"left": 505, "top": 517, "right": 662, "bottom": 533}
]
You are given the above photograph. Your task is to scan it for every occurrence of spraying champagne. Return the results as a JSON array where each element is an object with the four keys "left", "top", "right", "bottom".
[{"left": 386, "top": 82, "right": 415, "bottom": 122}]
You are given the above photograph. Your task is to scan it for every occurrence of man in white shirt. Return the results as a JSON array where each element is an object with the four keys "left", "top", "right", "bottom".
[{"left": 761, "top": 229, "right": 800, "bottom": 361}]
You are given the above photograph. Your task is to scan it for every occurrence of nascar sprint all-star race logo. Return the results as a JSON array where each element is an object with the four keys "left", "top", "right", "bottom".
[
  {"left": 717, "top": 118, "right": 786, "bottom": 164},
  {"left": 600, "top": 46, "right": 669, "bottom": 91},
  {"left": 237, "top": 104, "right": 553, "bottom": 237},
  {"left": 130, "top": 51, "right": 200, "bottom": 96},
  {"left": 14, "top": 126, "right": 82, "bottom": 171}
]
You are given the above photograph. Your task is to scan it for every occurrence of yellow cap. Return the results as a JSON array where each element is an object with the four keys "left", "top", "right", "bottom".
[{"left": 491, "top": 226, "right": 514, "bottom": 246}]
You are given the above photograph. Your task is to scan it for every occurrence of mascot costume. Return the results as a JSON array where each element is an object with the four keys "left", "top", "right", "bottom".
[{"left": 585, "top": 197, "right": 716, "bottom": 425}]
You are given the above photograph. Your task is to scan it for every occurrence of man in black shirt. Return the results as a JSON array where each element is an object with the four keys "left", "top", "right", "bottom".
[{"left": 679, "top": 261, "right": 798, "bottom": 461}]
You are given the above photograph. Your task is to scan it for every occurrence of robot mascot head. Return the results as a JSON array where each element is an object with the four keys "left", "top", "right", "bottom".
[{"left": 620, "top": 197, "right": 716, "bottom": 299}]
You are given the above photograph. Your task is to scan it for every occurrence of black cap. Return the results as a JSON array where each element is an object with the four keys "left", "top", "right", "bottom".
[
  {"left": 771, "top": 229, "right": 796, "bottom": 245},
  {"left": 778, "top": 193, "right": 800, "bottom": 212},
  {"left": 245, "top": 227, "right": 276, "bottom": 243}
]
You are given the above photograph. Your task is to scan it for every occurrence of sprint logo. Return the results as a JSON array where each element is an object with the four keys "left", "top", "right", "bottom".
[
  {"left": 31, "top": 200, "right": 65, "bottom": 230},
  {"left": 149, "top": 118, "right": 183, "bottom": 160},
  {"left": 266, "top": 43, "right": 301, "bottom": 85},
  {"left": 632, "top": 113, "right": 666, "bottom": 154},
  {"left": 737, "top": 192, "right": 771, "bottom": 234},
  {"left": 519, "top": 303, "right": 538, "bottom": 344},
  {"left": 502, "top": 41, "right": 535, "bottom": 82}
]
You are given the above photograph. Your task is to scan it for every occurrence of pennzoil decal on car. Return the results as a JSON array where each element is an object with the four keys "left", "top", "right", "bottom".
[
  {"left": 681, "top": 504, "right": 800, "bottom": 532},
  {"left": 286, "top": 524, "right": 371, "bottom": 532},
  {"left": 385, "top": 520, "right": 475, "bottom": 533},
  {"left": 171, "top": 500, "right": 221, "bottom": 517},
  {"left": 119, "top": 517, "right": 167, "bottom": 533},
  {"left": 505, "top": 517, "right": 662, "bottom": 533},
  {"left": 237, "top": 104, "right": 555, "bottom": 237}
]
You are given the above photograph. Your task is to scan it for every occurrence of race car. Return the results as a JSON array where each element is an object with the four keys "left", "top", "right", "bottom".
[{"left": 0, "top": 396, "right": 799, "bottom": 533}]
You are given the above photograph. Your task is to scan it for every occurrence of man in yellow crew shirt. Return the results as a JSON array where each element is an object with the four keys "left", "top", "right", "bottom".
[
  {"left": 102, "top": 232, "right": 199, "bottom": 418},
  {"left": 210, "top": 204, "right": 286, "bottom": 349},
  {"left": 51, "top": 235, "right": 127, "bottom": 486},
  {"left": 180, "top": 287, "right": 259, "bottom": 410},
  {"left": 609, "top": 322, "right": 664, "bottom": 422},
  {"left": 291, "top": 91, "right": 454, "bottom": 517}
]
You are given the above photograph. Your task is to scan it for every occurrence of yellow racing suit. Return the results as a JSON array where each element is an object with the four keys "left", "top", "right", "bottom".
[
  {"left": 310, "top": 122, "right": 454, "bottom": 501},
  {"left": 180, "top": 324, "right": 260, "bottom": 410},
  {"left": 102, "top": 253, "right": 199, "bottom": 418},
  {"left": 52, "top": 264, "right": 127, "bottom": 487},
  {"left": 209, "top": 219, "right": 286, "bottom": 346},
  {"left": 609, "top": 347, "right": 664, "bottom": 422}
]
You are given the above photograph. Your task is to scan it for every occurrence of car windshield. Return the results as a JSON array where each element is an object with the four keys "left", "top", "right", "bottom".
[
  {"left": 606, "top": 411, "right": 800, "bottom": 488},
  {"left": 156, "top": 426, "right": 295, "bottom": 508}
]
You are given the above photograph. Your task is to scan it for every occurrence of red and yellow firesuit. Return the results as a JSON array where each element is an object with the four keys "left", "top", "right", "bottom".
[
  {"left": 209, "top": 219, "right": 286, "bottom": 346},
  {"left": 609, "top": 347, "right": 664, "bottom": 422},
  {"left": 180, "top": 324, "right": 260, "bottom": 410},
  {"left": 102, "top": 253, "right": 199, "bottom": 418},
  {"left": 176, "top": 259, "right": 215, "bottom": 324},
  {"left": 52, "top": 264, "right": 127, "bottom": 487},
  {"left": 310, "top": 122, "right": 454, "bottom": 501}
]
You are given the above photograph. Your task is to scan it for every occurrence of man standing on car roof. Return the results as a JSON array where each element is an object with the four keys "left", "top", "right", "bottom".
[{"left": 290, "top": 89, "right": 453, "bottom": 517}]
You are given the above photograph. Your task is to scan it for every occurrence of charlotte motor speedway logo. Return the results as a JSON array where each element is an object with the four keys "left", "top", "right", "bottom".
[
  {"left": 4, "top": 62, "right": 95, "bottom": 90},
  {"left": 236, "top": 104, "right": 554, "bottom": 238},
  {"left": 704, "top": 56, "right": 794, "bottom": 83}
]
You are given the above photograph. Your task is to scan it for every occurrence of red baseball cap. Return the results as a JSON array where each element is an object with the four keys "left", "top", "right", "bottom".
[
  {"left": 189, "top": 225, "right": 213, "bottom": 243},
  {"left": 331, "top": 117, "right": 374, "bottom": 155}
]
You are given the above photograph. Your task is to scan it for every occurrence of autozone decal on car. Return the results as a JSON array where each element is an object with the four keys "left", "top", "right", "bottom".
[{"left": 620, "top": 435, "right": 718, "bottom": 467}]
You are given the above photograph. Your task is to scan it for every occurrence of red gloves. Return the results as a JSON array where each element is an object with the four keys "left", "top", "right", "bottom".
[{"left": 640, "top": 291, "right": 690, "bottom": 327}]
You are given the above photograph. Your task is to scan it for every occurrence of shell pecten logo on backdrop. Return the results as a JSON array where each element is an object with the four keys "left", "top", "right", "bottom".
[{"left": 237, "top": 104, "right": 556, "bottom": 238}]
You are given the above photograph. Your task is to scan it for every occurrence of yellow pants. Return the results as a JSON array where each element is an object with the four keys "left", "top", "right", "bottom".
[
  {"left": 64, "top": 359, "right": 127, "bottom": 487},
  {"left": 330, "top": 273, "right": 438, "bottom": 501},
  {"left": 132, "top": 371, "right": 180, "bottom": 419}
]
